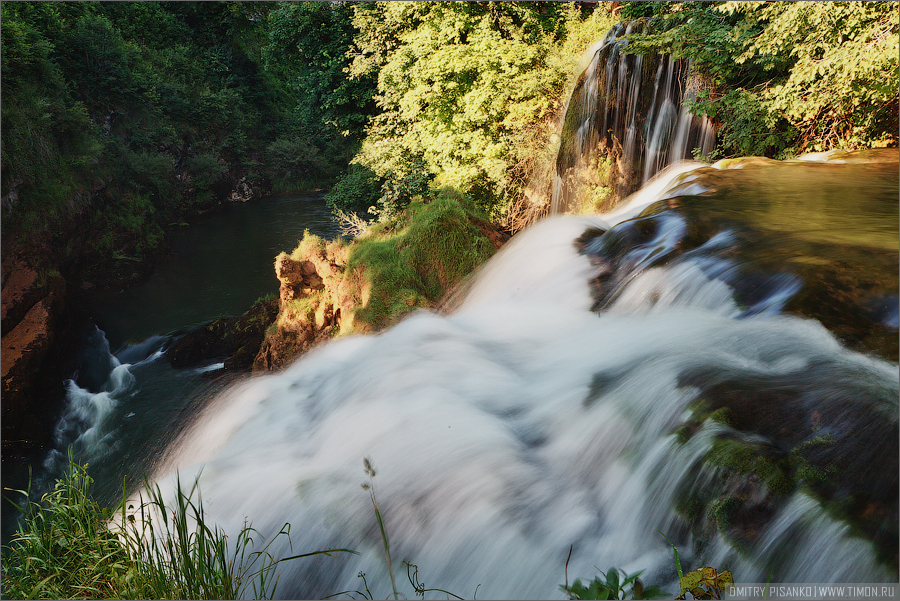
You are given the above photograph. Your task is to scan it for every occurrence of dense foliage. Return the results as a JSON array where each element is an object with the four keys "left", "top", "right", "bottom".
[
  {"left": 334, "top": 2, "right": 616, "bottom": 221},
  {"left": 3, "top": 0, "right": 895, "bottom": 276},
  {"left": 621, "top": 1, "right": 899, "bottom": 158},
  {"left": 0, "top": 1, "right": 351, "bottom": 275}
]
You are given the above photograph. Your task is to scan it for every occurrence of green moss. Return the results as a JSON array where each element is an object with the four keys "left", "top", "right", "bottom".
[
  {"left": 707, "top": 496, "right": 754, "bottom": 556},
  {"left": 708, "top": 496, "right": 739, "bottom": 533},
  {"left": 707, "top": 407, "right": 734, "bottom": 427},
  {"left": 789, "top": 435, "right": 838, "bottom": 485},
  {"left": 253, "top": 292, "right": 277, "bottom": 306},
  {"left": 674, "top": 492, "right": 704, "bottom": 522},
  {"left": 674, "top": 425, "right": 694, "bottom": 445},
  {"left": 283, "top": 296, "right": 318, "bottom": 323},
  {"left": 346, "top": 191, "right": 496, "bottom": 331},
  {"left": 672, "top": 399, "right": 728, "bottom": 445},
  {"left": 706, "top": 438, "right": 793, "bottom": 496}
]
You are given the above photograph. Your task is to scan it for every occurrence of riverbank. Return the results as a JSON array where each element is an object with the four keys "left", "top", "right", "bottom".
[
  {"left": 0, "top": 189, "right": 334, "bottom": 460},
  {"left": 166, "top": 190, "right": 511, "bottom": 373}
]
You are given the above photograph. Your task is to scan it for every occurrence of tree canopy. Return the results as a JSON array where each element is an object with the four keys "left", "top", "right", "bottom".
[
  {"left": 621, "top": 1, "right": 899, "bottom": 157},
  {"left": 2, "top": 0, "right": 896, "bottom": 276},
  {"left": 333, "top": 1, "right": 616, "bottom": 219}
]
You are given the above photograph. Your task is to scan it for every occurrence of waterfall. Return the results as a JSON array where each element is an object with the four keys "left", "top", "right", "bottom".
[
  {"left": 552, "top": 22, "right": 716, "bottom": 214},
  {"left": 128, "top": 158, "right": 898, "bottom": 599},
  {"left": 24, "top": 22, "right": 896, "bottom": 594}
]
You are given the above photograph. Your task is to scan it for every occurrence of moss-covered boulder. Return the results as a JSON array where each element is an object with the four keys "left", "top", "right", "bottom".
[
  {"left": 166, "top": 298, "right": 278, "bottom": 370},
  {"left": 254, "top": 191, "right": 508, "bottom": 371}
]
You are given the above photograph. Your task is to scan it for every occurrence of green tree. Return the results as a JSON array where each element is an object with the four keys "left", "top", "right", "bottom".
[
  {"left": 265, "top": 1, "right": 376, "bottom": 139},
  {"left": 1, "top": 1, "right": 307, "bottom": 273},
  {"left": 346, "top": 1, "right": 588, "bottom": 217},
  {"left": 623, "top": 1, "right": 899, "bottom": 156},
  {"left": 726, "top": 1, "right": 898, "bottom": 151}
]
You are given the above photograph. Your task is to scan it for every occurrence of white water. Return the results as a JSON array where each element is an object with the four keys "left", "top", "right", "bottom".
[
  {"left": 551, "top": 23, "right": 717, "bottom": 213},
  {"left": 35, "top": 155, "right": 894, "bottom": 598},
  {"left": 123, "top": 195, "right": 897, "bottom": 598}
]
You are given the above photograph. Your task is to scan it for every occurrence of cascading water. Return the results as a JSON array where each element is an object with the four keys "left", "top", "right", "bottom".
[
  {"left": 552, "top": 22, "right": 716, "bottom": 214},
  {"left": 112, "top": 155, "right": 897, "bottom": 599},
  {"left": 17, "top": 56, "right": 895, "bottom": 598}
]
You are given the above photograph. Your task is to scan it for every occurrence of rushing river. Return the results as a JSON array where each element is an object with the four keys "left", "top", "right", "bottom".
[
  {"left": 22, "top": 152, "right": 896, "bottom": 599},
  {"left": 1, "top": 193, "right": 341, "bottom": 542}
]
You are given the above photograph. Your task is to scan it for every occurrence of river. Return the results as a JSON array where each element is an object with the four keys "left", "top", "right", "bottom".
[{"left": 6, "top": 157, "right": 899, "bottom": 598}]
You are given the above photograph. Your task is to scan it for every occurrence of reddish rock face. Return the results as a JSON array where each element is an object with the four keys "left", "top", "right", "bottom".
[
  {"left": 1, "top": 258, "right": 66, "bottom": 451},
  {"left": 2, "top": 259, "right": 40, "bottom": 336}
]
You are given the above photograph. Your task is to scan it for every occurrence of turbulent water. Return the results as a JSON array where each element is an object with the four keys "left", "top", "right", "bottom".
[{"left": 37, "top": 157, "right": 893, "bottom": 599}]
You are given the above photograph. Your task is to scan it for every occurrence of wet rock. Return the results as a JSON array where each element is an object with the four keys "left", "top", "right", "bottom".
[
  {"left": 166, "top": 298, "right": 278, "bottom": 369},
  {"left": 229, "top": 176, "right": 256, "bottom": 202}
]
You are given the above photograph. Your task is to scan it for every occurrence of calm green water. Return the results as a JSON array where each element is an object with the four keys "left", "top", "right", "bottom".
[{"left": 88, "top": 193, "right": 341, "bottom": 350}]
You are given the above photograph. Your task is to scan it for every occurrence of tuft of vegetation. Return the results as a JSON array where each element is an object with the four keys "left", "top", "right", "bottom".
[
  {"left": 562, "top": 567, "right": 666, "bottom": 600},
  {"left": 1, "top": 458, "right": 354, "bottom": 600},
  {"left": 346, "top": 190, "right": 497, "bottom": 331}
]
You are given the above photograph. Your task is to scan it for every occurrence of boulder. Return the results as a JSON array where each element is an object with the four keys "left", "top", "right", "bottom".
[{"left": 166, "top": 298, "right": 278, "bottom": 369}]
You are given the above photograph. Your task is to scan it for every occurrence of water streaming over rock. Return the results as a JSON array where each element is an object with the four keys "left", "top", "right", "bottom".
[
  {"left": 552, "top": 22, "right": 716, "bottom": 214},
  {"left": 21, "top": 50, "right": 898, "bottom": 599},
  {"left": 93, "top": 158, "right": 894, "bottom": 599}
]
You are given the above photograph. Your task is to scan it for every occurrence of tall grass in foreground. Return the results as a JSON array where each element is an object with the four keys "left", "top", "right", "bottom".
[
  {"left": 1, "top": 460, "right": 353, "bottom": 600},
  {"left": 3, "top": 456, "right": 685, "bottom": 600}
]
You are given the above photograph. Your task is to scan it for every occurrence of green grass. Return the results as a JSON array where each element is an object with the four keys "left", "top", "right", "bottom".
[
  {"left": 2, "top": 457, "right": 684, "bottom": 600},
  {"left": 346, "top": 191, "right": 497, "bottom": 330},
  {"left": 1, "top": 459, "right": 354, "bottom": 600}
]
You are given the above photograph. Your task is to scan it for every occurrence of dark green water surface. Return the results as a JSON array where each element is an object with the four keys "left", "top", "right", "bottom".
[{"left": 88, "top": 193, "right": 341, "bottom": 350}]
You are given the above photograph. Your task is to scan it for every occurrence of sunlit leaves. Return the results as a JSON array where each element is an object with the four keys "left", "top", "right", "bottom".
[
  {"left": 624, "top": 0, "right": 899, "bottom": 155},
  {"left": 347, "top": 2, "right": 586, "bottom": 213}
]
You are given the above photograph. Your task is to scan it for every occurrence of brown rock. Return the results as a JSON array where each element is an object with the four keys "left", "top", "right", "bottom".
[
  {"left": 300, "top": 260, "right": 318, "bottom": 276},
  {"left": 166, "top": 298, "right": 278, "bottom": 369},
  {"left": 1, "top": 295, "right": 56, "bottom": 384},
  {"left": 275, "top": 254, "right": 306, "bottom": 287},
  {"left": 1, "top": 292, "right": 61, "bottom": 450},
  {"left": 1, "top": 259, "right": 41, "bottom": 335}
]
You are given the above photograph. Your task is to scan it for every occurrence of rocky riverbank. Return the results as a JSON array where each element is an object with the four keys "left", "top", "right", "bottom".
[{"left": 163, "top": 193, "right": 511, "bottom": 373}]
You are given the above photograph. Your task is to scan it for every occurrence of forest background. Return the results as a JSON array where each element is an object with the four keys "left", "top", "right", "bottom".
[{"left": 2, "top": 0, "right": 896, "bottom": 282}]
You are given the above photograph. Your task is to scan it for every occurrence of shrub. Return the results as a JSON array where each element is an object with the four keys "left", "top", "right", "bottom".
[
  {"left": 326, "top": 163, "right": 383, "bottom": 215},
  {"left": 265, "top": 136, "right": 329, "bottom": 190},
  {"left": 185, "top": 153, "right": 227, "bottom": 193}
]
